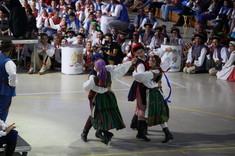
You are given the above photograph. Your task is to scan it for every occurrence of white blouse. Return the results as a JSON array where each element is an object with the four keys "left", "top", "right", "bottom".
[
  {"left": 83, "top": 61, "right": 132, "bottom": 93},
  {"left": 133, "top": 70, "right": 160, "bottom": 89},
  {"left": 0, "top": 120, "right": 8, "bottom": 137}
]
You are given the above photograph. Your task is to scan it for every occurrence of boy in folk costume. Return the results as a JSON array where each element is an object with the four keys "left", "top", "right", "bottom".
[
  {"left": 133, "top": 54, "right": 173, "bottom": 143},
  {"left": 183, "top": 33, "right": 208, "bottom": 74},
  {"left": 128, "top": 43, "right": 151, "bottom": 141},
  {"left": 208, "top": 36, "right": 229, "bottom": 76},
  {"left": 83, "top": 58, "right": 133, "bottom": 145},
  {"left": 0, "top": 39, "right": 17, "bottom": 122}
]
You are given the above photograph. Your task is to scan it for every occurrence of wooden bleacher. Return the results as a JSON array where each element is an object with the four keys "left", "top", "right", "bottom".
[{"left": 0, "top": 136, "right": 31, "bottom": 156}]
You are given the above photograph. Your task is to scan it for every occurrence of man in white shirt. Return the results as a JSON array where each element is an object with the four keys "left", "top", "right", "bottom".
[
  {"left": 108, "top": 0, "right": 130, "bottom": 31},
  {"left": 209, "top": 36, "right": 229, "bottom": 76},
  {"left": 0, "top": 39, "right": 17, "bottom": 122}
]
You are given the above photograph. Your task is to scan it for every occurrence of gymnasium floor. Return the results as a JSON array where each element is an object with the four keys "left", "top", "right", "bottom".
[
  {"left": 7, "top": 69, "right": 235, "bottom": 156},
  {"left": 6, "top": 20, "right": 235, "bottom": 156}
]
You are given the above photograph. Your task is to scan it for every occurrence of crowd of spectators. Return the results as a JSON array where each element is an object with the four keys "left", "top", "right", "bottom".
[{"left": 0, "top": 0, "right": 234, "bottom": 81}]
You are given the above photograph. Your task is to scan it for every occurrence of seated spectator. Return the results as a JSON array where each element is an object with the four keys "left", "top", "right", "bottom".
[
  {"left": 183, "top": 33, "right": 208, "bottom": 74},
  {"left": 116, "top": 30, "right": 128, "bottom": 56},
  {"left": 93, "top": 0, "right": 105, "bottom": 13},
  {"left": 28, "top": 33, "right": 55, "bottom": 75},
  {"left": 0, "top": 10, "right": 9, "bottom": 35},
  {"left": 108, "top": 0, "right": 130, "bottom": 31},
  {"left": 206, "top": 28, "right": 217, "bottom": 47},
  {"left": 150, "top": 26, "right": 164, "bottom": 50},
  {"left": 197, "top": 0, "right": 220, "bottom": 25},
  {"left": 92, "top": 30, "right": 104, "bottom": 50},
  {"left": 208, "top": 36, "right": 229, "bottom": 76},
  {"left": 140, "top": 11, "right": 158, "bottom": 31},
  {"left": 75, "top": 2, "right": 85, "bottom": 22},
  {"left": 139, "top": 23, "right": 154, "bottom": 50},
  {"left": 88, "top": 22, "right": 100, "bottom": 42},
  {"left": 217, "top": 41, "right": 235, "bottom": 81},
  {"left": 51, "top": 35, "right": 62, "bottom": 70},
  {"left": 83, "top": 41, "right": 94, "bottom": 71},
  {"left": 67, "top": 12, "right": 81, "bottom": 34},
  {"left": 25, "top": 7, "right": 38, "bottom": 39},
  {"left": 215, "top": 0, "right": 232, "bottom": 34},
  {"left": 0, "top": 120, "right": 18, "bottom": 156},
  {"left": 102, "top": 33, "right": 123, "bottom": 65},
  {"left": 77, "top": 33, "right": 86, "bottom": 47},
  {"left": 169, "top": 27, "right": 185, "bottom": 46},
  {"left": 103, "top": 0, "right": 116, "bottom": 15},
  {"left": 42, "top": 10, "right": 61, "bottom": 37},
  {"left": 161, "top": 0, "right": 181, "bottom": 21},
  {"left": 66, "top": 28, "right": 77, "bottom": 46},
  {"left": 83, "top": 12, "right": 98, "bottom": 35},
  {"left": 61, "top": 38, "right": 68, "bottom": 47},
  {"left": 129, "top": 0, "right": 143, "bottom": 12},
  {"left": 111, "top": 27, "right": 118, "bottom": 41},
  {"left": 36, "top": 9, "right": 48, "bottom": 33},
  {"left": 138, "top": 0, "right": 165, "bottom": 14},
  {"left": 133, "top": 8, "right": 147, "bottom": 32},
  {"left": 30, "top": 2, "right": 39, "bottom": 18},
  {"left": 59, "top": 17, "right": 67, "bottom": 35},
  {"left": 123, "top": 32, "right": 140, "bottom": 62}
]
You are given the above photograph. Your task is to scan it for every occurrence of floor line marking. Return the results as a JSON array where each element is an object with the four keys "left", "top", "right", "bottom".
[
  {"left": 169, "top": 81, "right": 187, "bottom": 88},
  {"left": 170, "top": 106, "right": 235, "bottom": 119},
  {"left": 115, "top": 79, "right": 131, "bottom": 87},
  {"left": 80, "top": 146, "right": 235, "bottom": 156},
  {"left": 15, "top": 96, "right": 235, "bottom": 120}
]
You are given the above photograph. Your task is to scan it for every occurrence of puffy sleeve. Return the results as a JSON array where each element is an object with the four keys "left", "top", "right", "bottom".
[
  {"left": 105, "top": 61, "right": 132, "bottom": 79},
  {"left": 5, "top": 61, "right": 17, "bottom": 87},
  {"left": 133, "top": 70, "right": 160, "bottom": 83},
  {"left": 83, "top": 75, "right": 96, "bottom": 92},
  {"left": 0, "top": 120, "right": 7, "bottom": 137}
]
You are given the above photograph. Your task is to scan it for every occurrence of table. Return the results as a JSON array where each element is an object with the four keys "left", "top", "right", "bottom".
[{"left": 0, "top": 36, "right": 38, "bottom": 71}]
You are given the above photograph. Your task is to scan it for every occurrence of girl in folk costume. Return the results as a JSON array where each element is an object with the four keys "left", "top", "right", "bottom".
[
  {"left": 83, "top": 59, "right": 133, "bottom": 145},
  {"left": 128, "top": 43, "right": 151, "bottom": 141},
  {"left": 133, "top": 54, "right": 173, "bottom": 143},
  {"left": 59, "top": 17, "right": 67, "bottom": 35},
  {"left": 83, "top": 41, "right": 94, "bottom": 71},
  {"left": 123, "top": 32, "right": 140, "bottom": 62},
  {"left": 217, "top": 41, "right": 235, "bottom": 81},
  {"left": 75, "top": 2, "right": 85, "bottom": 23},
  {"left": 36, "top": 9, "right": 48, "bottom": 33}
]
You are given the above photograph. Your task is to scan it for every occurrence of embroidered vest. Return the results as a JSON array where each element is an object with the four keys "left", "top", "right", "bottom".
[{"left": 0, "top": 54, "right": 16, "bottom": 96}]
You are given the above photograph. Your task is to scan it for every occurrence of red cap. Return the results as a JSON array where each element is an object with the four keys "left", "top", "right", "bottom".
[{"left": 133, "top": 43, "right": 144, "bottom": 52}]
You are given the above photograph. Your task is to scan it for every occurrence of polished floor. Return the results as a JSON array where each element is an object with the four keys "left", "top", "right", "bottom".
[
  {"left": 7, "top": 68, "right": 235, "bottom": 156},
  {"left": 6, "top": 18, "right": 235, "bottom": 156}
]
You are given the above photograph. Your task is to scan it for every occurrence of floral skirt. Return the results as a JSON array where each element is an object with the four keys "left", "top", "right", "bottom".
[
  {"left": 91, "top": 91, "right": 126, "bottom": 131},
  {"left": 146, "top": 88, "right": 169, "bottom": 126}
]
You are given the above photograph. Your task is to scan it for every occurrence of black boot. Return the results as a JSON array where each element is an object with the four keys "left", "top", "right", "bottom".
[
  {"left": 102, "top": 131, "right": 113, "bottom": 145},
  {"left": 162, "top": 127, "right": 173, "bottom": 143},
  {"left": 136, "top": 120, "right": 151, "bottom": 141},
  {"left": 81, "top": 130, "right": 89, "bottom": 142},
  {"left": 130, "top": 114, "right": 138, "bottom": 129},
  {"left": 81, "top": 125, "right": 91, "bottom": 142},
  {"left": 95, "top": 130, "right": 103, "bottom": 140},
  {"left": 5, "top": 142, "right": 16, "bottom": 156}
]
